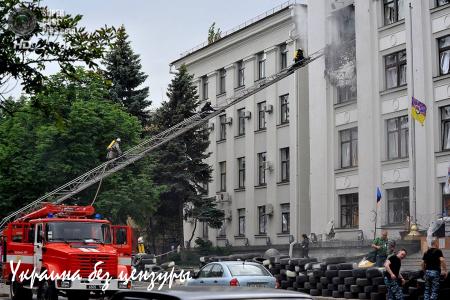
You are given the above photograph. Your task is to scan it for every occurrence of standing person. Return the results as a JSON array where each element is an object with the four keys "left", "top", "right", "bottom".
[
  {"left": 384, "top": 248, "right": 408, "bottom": 300},
  {"left": 422, "top": 239, "right": 448, "bottom": 300},
  {"left": 106, "top": 137, "right": 122, "bottom": 160},
  {"left": 372, "top": 230, "right": 389, "bottom": 267},
  {"left": 301, "top": 234, "right": 310, "bottom": 258}
]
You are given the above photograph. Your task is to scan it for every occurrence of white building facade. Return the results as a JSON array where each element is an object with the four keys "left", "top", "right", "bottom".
[{"left": 172, "top": 0, "right": 450, "bottom": 247}]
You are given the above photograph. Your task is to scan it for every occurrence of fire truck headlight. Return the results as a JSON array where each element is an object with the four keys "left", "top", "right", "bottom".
[
  {"left": 118, "top": 281, "right": 131, "bottom": 289},
  {"left": 61, "top": 280, "right": 71, "bottom": 288}
]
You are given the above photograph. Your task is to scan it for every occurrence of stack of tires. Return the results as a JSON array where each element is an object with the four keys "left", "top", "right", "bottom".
[
  {"left": 320, "top": 259, "right": 352, "bottom": 298},
  {"left": 267, "top": 257, "right": 317, "bottom": 291}
]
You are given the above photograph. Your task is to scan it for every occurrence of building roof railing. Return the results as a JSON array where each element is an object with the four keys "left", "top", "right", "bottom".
[{"left": 177, "top": 0, "right": 303, "bottom": 59}]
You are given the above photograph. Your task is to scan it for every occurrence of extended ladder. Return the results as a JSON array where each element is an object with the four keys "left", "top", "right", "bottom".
[{"left": 0, "top": 51, "right": 323, "bottom": 229}]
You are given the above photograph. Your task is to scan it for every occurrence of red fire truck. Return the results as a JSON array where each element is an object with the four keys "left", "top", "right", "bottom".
[{"left": 1, "top": 203, "right": 133, "bottom": 300}]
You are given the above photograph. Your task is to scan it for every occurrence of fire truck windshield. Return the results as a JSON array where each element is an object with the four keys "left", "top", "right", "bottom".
[{"left": 45, "top": 222, "right": 112, "bottom": 244}]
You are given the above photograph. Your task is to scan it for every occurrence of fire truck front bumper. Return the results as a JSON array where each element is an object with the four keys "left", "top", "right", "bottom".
[{"left": 56, "top": 278, "right": 132, "bottom": 291}]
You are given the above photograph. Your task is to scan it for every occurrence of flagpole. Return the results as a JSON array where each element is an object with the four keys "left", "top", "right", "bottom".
[{"left": 409, "top": 2, "right": 417, "bottom": 224}]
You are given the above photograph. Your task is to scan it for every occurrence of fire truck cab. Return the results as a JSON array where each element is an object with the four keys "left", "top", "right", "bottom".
[{"left": 1, "top": 203, "right": 133, "bottom": 300}]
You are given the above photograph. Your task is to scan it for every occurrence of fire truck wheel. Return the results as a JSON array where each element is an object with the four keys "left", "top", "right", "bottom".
[
  {"left": 37, "top": 280, "right": 58, "bottom": 300},
  {"left": 10, "top": 281, "right": 32, "bottom": 300}
]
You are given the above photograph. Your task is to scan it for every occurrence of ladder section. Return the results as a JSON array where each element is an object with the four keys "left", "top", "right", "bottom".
[{"left": 0, "top": 52, "right": 323, "bottom": 228}]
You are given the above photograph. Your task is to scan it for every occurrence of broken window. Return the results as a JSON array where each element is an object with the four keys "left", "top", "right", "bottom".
[
  {"left": 339, "top": 193, "right": 359, "bottom": 228},
  {"left": 337, "top": 85, "right": 357, "bottom": 104},
  {"left": 281, "top": 204, "right": 290, "bottom": 233},
  {"left": 384, "top": 0, "right": 405, "bottom": 26},
  {"left": 387, "top": 187, "right": 409, "bottom": 225},
  {"left": 385, "top": 50, "right": 407, "bottom": 89},
  {"left": 280, "top": 94, "right": 289, "bottom": 124},
  {"left": 439, "top": 36, "right": 450, "bottom": 76}
]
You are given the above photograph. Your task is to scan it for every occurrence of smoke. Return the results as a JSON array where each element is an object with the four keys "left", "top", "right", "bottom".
[
  {"left": 292, "top": 4, "right": 308, "bottom": 47},
  {"left": 324, "top": 5, "right": 356, "bottom": 91}
]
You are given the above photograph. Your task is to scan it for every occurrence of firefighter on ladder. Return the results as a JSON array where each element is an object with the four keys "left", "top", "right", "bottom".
[
  {"left": 106, "top": 137, "right": 122, "bottom": 160},
  {"left": 200, "top": 101, "right": 216, "bottom": 117},
  {"left": 289, "top": 48, "right": 306, "bottom": 72}
]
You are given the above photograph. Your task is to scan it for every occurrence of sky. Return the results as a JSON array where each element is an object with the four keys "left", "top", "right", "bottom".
[{"left": 33, "top": 0, "right": 292, "bottom": 108}]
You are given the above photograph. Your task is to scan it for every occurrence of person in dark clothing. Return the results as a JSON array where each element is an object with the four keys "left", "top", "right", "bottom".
[
  {"left": 294, "top": 48, "right": 305, "bottom": 64},
  {"left": 200, "top": 101, "right": 216, "bottom": 116},
  {"left": 422, "top": 239, "right": 448, "bottom": 300},
  {"left": 301, "top": 234, "right": 310, "bottom": 258},
  {"left": 384, "top": 248, "right": 407, "bottom": 300}
]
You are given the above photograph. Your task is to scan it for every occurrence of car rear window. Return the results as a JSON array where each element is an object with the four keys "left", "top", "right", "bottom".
[{"left": 227, "top": 264, "right": 271, "bottom": 276}]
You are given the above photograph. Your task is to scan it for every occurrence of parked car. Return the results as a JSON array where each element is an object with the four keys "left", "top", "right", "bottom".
[
  {"left": 111, "top": 286, "right": 312, "bottom": 300},
  {"left": 185, "top": 261, "right": 277, "bottom": 288}
]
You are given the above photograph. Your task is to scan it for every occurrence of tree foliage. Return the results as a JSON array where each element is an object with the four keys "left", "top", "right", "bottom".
[
  {"left": 207, "top": 22, "right": 221, "bottom": 44},
  {"left": 150, "top": 65, "right": 222, "bottom": 250},
  {"left": 103, "top": 25, "right": 151, "bottom": 125},
  {"left": 0, "top": 69, "right": 160, "bottom": 224},
  {"left": 0, "top": 0, "right": 116, "bottom": 112}
]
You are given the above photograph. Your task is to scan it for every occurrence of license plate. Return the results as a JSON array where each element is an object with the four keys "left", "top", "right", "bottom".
[
  {"left": 247, "top": 283, "right": 267, "bottom": 287},
  {"left": 86, "top": 285, "right": 102, "bottom": 290}
]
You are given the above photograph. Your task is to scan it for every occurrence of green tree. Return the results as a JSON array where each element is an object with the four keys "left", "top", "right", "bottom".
[
  {"left": 0, "top": 0, "right": 116, "bottom": 112},
  {"left": 104, "top": 25, "right": 150, "bottom": 125},
  {"left": 207, "top": 22, "right": 221, "bottom": 44},
  {"left": 150, "top": 65, "right": 222, "bottom": 251},
  {"left": 0, "top": 69, "right": 160, "bottom": 224}
]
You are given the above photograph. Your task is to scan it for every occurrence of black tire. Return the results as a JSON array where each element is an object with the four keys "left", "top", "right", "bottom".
[
  {"left": 325, "top": 257, "right": 346, "bottom": 264},
  {"left": 338, "top": 284, "right": 346, "bottom": 293},
  {"left": 339, "top": 270, "right": 353, "bottom": 278},
  {"left": 371, "top": 276, "right": 384, "bottom": 286},
  {"left": 313, "top": 269, "right": 324, "bottom": 277},
  {"left": 296, "top": 274, "right": 308, "bottom": 284},
  {"left": 344, "top": 291, "right": 355, "bottom": 299},
  {"left": 350, "top": 285, "right": 362, "bottom": 293},
  {"left": 292, "top": 282, "right": 299, "bottom": 289},
  {"left": 356, "top": 278, "right": 370, "bottom": 287},
  {"left": 358, "top": 292, "right": 369, "bottom": 299},
  {"left": 326, "top": 270, "right": 339, "bottom": 278},
  {"left": 332, "top": 276, "right": 344, "bottom": 285},
  {"left": 377, "top": 285, "right": 387, "bottom": 294},
  {"left": 327, "top": 264, "right": 339, "bottom": 270},
  {"left": 320, "top": 277, "right": 329, "bottom": 285},
  {"left": 37, "top": 280, "right": 58, "bottom": 300},
  {"left": 353, "top": 268, "right": 367, "bottom": 278},
  {"left": 304, "top": 282, "right": 311, "bottom": 289},
  {"left": 327, "top": 283, "right": 336, "bottom": 290},
  {"left": 344, "top": 277, "right": 356, "bottom": 285},
  {"left": 366, "top": 268, "right": 382, "bottom": 279},
  {"left": 310, "top": 289, "right": 320, "bottom": 296},
  {"left": 370, "top": 292, "right": 384, "bottom": 300},
  {"left": 10, "top": 281, "right": 32, "bottom": 300},
  {"left": 332, "top": 291, "right": 344, "bottom": 298},
  {"left": 322, "top": 289, "right": 332, "bottom": 297},
  {"left": 316, "top": 283, "right": 323, "bottom": 290},
  {"left": 338, "top": 263, "right": 354, "bottom": 270},
  {"left": 363, "top": 286, "right": 373, "bottom": 293}
]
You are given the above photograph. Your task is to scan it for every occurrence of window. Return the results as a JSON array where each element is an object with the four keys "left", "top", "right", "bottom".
[
  {"left": 337, "top": 85, "right": 357, "bottom": 104},
  {"left": 387, "top": 116, "right": 408, "bottom": 160},
  {"left": 339, "top": 193, "right": 359, "bottom": 228},
  {"left": 258, "top": 206, "right": 267, "bottom": 234},
  {"left": 237, "top": 60, "right": 245, "bottom": 87},
  {"left": 202, "top": 222, "right": 208, "bottom": 239},
  {"left": 280, "top": 147, "right": 290, "bottom": 182},
  {"left": 383, "top": 0, "right": 405, "bottom": 26},
  {"left": 280, "top": 94, "right": 289, "bottom": 124},
  {"left": 218, "top": 220, "right": 226, "bottom": 237},
  {"left": 198, "top": 264, "right": 213, "bottom": 278},
  {"left": 237, "top": 157, "right": 245, "bottom": 189},
  {"left": 442, "top": 106, "right": 450, "bottom": 150},
  {"left": 219, "top": 115, "right": 226, "bottom": 140},
  {"left": 258, "top": 152, "right": 267, "bottom": 185},
  {"left": 218, "top": 68, "right": 226, "bottom": 94},
  {"left": 340, "top": 127, "right": 358, "bottom": 168},
  {"left": 257, "top": 52, "right": 266, "bottom": 79},
  {"left": 438, "top": 0, "right": 450, "bottom": 7},
  {"left": 210, "top": 264, "right": 224, "bottom": 277},
  {"left": 202, "top": 75, "right": 208, "bottom": 100},
  {"left": 441, "top": 184, "right": 450, "bottom": 217},
  {"left": 257, "top": 102, "right": 266, "bottom": 130},
  {"left": 439, "top": 36, "right": 450, "bottom": 76},
  {"left": 238, "top": 208, "right": 245, "bottom": 236},
  {"left": 280, "top": 44, "right": 288, "bottom": 70},
  {"left": 281, "top": 204, "right": 290, "bottom": 233},
  {"left": 219, "top": 161, "right": 226, "bottom": 191},
  {"left": 237, "top": 108, "right": 245, "bottom": 136},
  {"left": 385, "top": 50, "right": 407, "bottom": 89},
  {"left": 387, "top": 187, "right": 409, "bottom": 225}
]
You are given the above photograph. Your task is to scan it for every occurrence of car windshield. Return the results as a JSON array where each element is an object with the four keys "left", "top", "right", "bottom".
[
  {"left": 45, "top": 222, "right": 112, "bottom": 243},
  {"left": 227, "top": 264, "right": 271, "bottom": 276}
]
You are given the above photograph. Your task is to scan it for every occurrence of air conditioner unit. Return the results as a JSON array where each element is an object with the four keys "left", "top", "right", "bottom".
[
  {"left": 266, "top": 203, "right": 274, "bottom": 216},
  {"left": 263, "top": 161, "right": 273, "bottom": 171},
  {"left": 225, "top": 117, "right": 232, "bottom": 125},
  {"left": 208, "top": 123, "right": 214, "bottom": 131},
  {"left": 216, "top": 192, "right": 231, "bottom": 202},
  {"left": 264, "top": 105, "right": 273, "bottom": 114},
  {"left": 224, "top": 210, "right": 232, "bottom": 221},
  {"left": 243, "top": 111, "right": 251, "bottom": 119}
]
